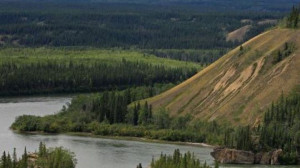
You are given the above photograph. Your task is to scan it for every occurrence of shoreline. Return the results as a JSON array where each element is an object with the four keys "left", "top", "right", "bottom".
[{"left": 12, "top": 130, "right": 216, "bottom": 148}]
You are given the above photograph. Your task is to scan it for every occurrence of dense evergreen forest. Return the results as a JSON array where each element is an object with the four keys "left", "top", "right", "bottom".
[
  {"left": 0, "top": 59, "right": 195, "bottom": 95},
  {"left": 0, "top": 1, "right": 282, "bottom": 49},
  {"left": 0, "top": 142, "right": 76, "bottom": 168},
  {"left": 145, "top": 49, "right": 227, "bottom": 65},
  {"left": 0, "top": 0, "right": 289, "bottom": 96},
  {"left": 0, "top": 48, "right": 199, "bottom": 95}
]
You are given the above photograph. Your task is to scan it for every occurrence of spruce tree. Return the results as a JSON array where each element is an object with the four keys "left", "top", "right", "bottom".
[
  {"left": 7, "top": 153, "right": 12, "bottom": 168},
  {"left": 1, "top": 151, "right": 7, "bottom": 168},
  {"left": 133, "top": 104, "right": 139, "bottom": 126},
  {"left": 21, "top": 147, "right": 28, "bottom": 168},
  {"left": 12, "top": 148, "right": 17, "bottom": 168}
]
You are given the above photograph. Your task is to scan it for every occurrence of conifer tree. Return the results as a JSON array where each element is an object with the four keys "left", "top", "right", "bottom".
[
  {"left": 12, "top": 148, "right": 17, "bottom": 168},
  {"left": 133, "top": 104, "right": 139, "bottom": 126},
  {"left": 21, "top": 147, "right": 28, "bottom": 168},
  {"left": 1, "top": 151, "right": 7, "bottom": 168},
  {"left": 136, "top": 163, "right": 142, "bottom": 168},
  {"left": 7, "top": 153, "right": 12, "bottom": 168}
]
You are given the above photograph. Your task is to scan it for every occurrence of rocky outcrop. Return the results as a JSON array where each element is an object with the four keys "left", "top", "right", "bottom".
[
  {"left": 256, "top": 149, "right": 282, "bottom": 165},
  {"left": 211, "top": 147, "right": 283, "bottom": 165},
  {"left": 28, "top": 153, "right": 39, "bottom": 168},
  {"left": 270, "top": 149, "right": 282, "bottom": 165},
  {"left": 211, "top": 147, "right": 255, "bottom": 164}
]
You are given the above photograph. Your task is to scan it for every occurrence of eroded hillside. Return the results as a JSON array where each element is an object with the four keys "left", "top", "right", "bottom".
[{"left": 147, "top": 29, "right": 300, "bottom": 125}]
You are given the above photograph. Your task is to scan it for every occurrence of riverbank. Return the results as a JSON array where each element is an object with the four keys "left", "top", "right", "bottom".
[
  {"left": 68, "top": 132, "right": 216, "bottom": 148},
  {"left": 12, "top": 130, "right": 215, "bottom": 148}
]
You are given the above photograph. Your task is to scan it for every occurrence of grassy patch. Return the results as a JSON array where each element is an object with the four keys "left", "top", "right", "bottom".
[{"left": 0, "top": 47, "right": 202, "bottom": 69}]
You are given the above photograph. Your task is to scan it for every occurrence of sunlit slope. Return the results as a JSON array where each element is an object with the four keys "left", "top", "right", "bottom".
[{"left": 147, "top": 28, "right": 300, "bottom": 125}]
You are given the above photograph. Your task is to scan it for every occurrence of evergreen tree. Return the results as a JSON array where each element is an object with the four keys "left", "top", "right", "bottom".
[
  {"left": 239, "top": 45, "right": 244, "bottom": 51},
  {"left": 21, "top": 147, "right": 28, "bottom": 168},
  {"left": 133, "top": 104, "right": 139, "bottom": 126},
  {"left": 1, "top": 152, "right": 7, "bottom": 168},
  {"left": 12, "top": 148, "right": 17, "bottom": 168},
  {"left": 7, "top": 153, "right": 12, "bottom": 168},
  {"left": 287, "top": 6, "right": 300, "bottom": 28}
]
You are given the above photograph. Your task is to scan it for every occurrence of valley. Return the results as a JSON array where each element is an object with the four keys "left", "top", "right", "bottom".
[{"left": 0, "top": 0, "right": 300, "bottom": 167}]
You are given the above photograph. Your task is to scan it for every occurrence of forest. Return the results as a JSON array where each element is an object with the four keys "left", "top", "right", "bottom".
[
  {"left": 0, "top": 1, "right": 282, "bottom": 49},
  {"left": 0, "top": 0, "right": 285, "bottom": 96},
  {"left": 0, "top": 48, "right": 199, "bottom": 95},
  {"left": 0, "top": 142, "right": 76, "bottom": 168}
]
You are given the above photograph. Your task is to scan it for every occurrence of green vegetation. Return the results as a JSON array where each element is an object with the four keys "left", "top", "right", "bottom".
[
  {"left": 151, "top": 149, "right": 211, "bottom": 168},
  {"left": 11, "top": 86, "right": 227, "bottom": 145},
  {"left": 145, "top": 49, "right": 227, "bottom": 65},
  {"left": 272, "top": 42, "right": 295, "bottom": 64},
  {"left": 0, "top": 0, "right": 288, "bottom": 97},
  {"left": 0, "top": 1, "right": 282, "bottom": 49},
  {"left": 0, "top": 48, "right": 199, "bottom": 95},
  {"left": 0, "top": 142, "right": 76, "bottom": 168},
  {"left": 286, "top": 6, "right": 300, "bottom": 28},
  {"left": 259, "top": 93, "right": 300, "bottom": 164},
  {"left": 137, "top": 149, "right": 217, "bottom": 168},
  {"left": 223, "top": 92, "right": 300, "bottom": 164},
  {"left": 4, "top": 1, "right": 300, "bottom": 166}
]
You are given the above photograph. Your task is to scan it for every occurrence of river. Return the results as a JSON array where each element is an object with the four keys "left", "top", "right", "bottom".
[{"left": 0, "top": 96, "right": 297, "bottom": 168}]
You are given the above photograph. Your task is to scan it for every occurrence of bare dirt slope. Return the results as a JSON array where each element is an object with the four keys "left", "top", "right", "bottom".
[
  {"left": 226, "top": 25, "right": 252, "bottom": 42},
  {"left": 146, "top": 28, "right": 300, "bottom": 125}
]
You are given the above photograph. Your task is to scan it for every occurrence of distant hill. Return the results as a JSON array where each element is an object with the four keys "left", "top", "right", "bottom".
[
  {"left": 146, "top": 28, "right": 300, "bottom": 125},
  {"left": 226, "top": 19, "right": 278, "bottom": 42},
  {"left": 6, "top": 0, "right": 300, "bottom": 12},
  {"left": 226, "top": 25, "right": 252, "bottom": 42}
]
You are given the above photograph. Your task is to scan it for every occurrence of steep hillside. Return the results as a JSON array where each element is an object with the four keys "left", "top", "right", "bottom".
[{"left": 147, "top": 28, "right": 300, "bottom": 125}]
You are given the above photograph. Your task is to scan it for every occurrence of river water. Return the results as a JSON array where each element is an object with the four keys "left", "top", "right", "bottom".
[{"left": 0, "top": 96, "right": 297, "bottom": 168}]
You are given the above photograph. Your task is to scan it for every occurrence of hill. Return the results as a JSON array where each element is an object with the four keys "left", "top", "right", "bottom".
[{"left": 146, "top": 28, "right": 300, "bottom": 125}]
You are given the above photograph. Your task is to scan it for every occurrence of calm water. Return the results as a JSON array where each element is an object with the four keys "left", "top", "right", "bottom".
[{"left": 0, "top": 96, "right": 298, "bottom": 168}]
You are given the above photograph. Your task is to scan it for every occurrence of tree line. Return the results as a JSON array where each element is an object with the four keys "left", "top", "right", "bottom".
[
  {"left": 145, "top": 49, "right": 227, "bottom": 65},
  {"left": 144, "top": 149, "right": 217, "bottom": 168},
  {"left": 286, "top": 5, "right": 300, "bottom": 28},
  {"left": 0, "top": 59, "right": 196, "bottom": 95}
]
